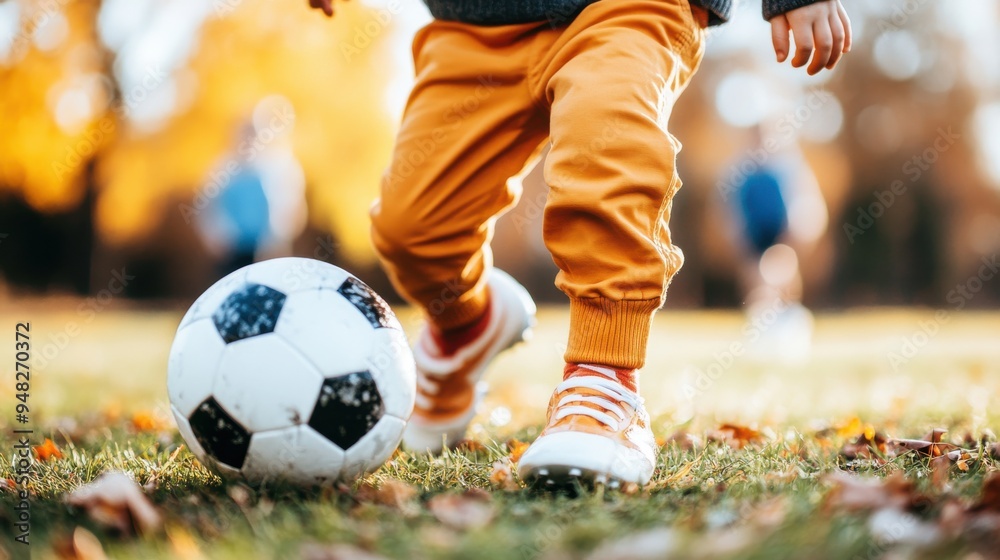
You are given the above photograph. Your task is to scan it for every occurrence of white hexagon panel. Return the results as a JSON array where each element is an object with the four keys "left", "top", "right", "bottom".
[
  {"left": 167, "top": 319, "right": 226, "bottom": 417},
  {"left": 242, "top": 425, "right": 346, "bottom": 485},
  {"left": 213, "top": 335, "right": 324, "bottom": 433},
  {"left": 275, "top": 288, "right": 377, "bottom": 378}
]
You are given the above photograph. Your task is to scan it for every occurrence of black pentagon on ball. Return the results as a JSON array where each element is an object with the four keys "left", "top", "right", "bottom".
[
  {"left": 337, "top": 277, "right": 397, "bottom": 329},
  {"left": 308, "top": 371, "right": 385, "bottom": 449},
  {"left": 212, "top": 283, "right": 286, "bottom": 343},
  {"left": 189, "top": 397, "right": 251, "bottom": 469}
]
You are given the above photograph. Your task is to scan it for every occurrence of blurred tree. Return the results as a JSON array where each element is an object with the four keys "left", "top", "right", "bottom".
[{"left": 1, "top": 0, "right": 399, "bottom": 273}]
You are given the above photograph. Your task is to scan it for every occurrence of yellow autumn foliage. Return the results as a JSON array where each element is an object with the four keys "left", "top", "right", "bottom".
[{"left": 2, "top": 0, "right": 402, "bottom": 262}]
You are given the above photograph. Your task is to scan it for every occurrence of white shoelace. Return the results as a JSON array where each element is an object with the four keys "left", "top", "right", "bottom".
[{"left": 553, "top": 368, "right": 642, "bottom": 431}]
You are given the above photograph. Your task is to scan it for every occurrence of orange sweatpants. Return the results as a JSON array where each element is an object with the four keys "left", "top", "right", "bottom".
[{"left": 371, "top": 0, "right": 706, "bottom": 369}]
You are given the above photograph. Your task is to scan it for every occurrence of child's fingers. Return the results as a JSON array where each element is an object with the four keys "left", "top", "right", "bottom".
[
  {"left": 838, "top": 3, "right": 853, "bottom": 52},
  {"left": 825, "top": 13, "right": 846, "bottom": 69},
  {"left": 309, "top": 0, "right": 334, "bottom": 16},
  {"left": 771, "top": 15, "right": 791, "bottom": 62},
  {"left": 807, "top": 21, "right": 832, "bottom": 74},
  {"left": 790, "top": 21, "right": 814, "bottom": 69}
]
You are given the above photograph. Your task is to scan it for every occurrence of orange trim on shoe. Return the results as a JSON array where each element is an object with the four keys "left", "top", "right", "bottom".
[{"left": 564, "top": 362, "right": 638, "bottom": 393}]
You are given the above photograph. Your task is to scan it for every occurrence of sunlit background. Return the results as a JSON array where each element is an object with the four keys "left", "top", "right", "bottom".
[{"left": 1, "top": 0, "right": 999, "bottom": 309}]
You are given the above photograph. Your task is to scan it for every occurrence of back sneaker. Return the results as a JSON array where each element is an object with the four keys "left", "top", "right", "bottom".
[
  {"left": 517, "top": 365, "right": 657, "bottom": 488},
  {"left": 403, "top": 270, "right": 536, "bottom": 454}
]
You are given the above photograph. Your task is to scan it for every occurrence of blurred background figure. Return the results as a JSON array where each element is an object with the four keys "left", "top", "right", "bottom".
[
  {"left": 197, "top": 122, "right": 271, "bottom": 276},
  {"left": 719, "top": 125, "right": 828, "bottom": 361},
  {"left": 196, "top": 105, "right": 307, "bottom": 277}
]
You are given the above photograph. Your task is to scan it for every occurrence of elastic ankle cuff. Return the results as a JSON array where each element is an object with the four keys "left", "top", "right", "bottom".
[
  {"left": 566, "top": 297, "right": 661, "bottom": 370},
  {"left": 428, "top": 285, "right": 491, "bottom": 331}
]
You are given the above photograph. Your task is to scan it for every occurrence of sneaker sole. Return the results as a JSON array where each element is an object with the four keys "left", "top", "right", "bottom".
[{"left": 518, "top": 431, "right": 654, "bottom": 489}]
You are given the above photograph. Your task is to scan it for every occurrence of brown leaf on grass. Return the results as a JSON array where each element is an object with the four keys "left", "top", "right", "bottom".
[
  {"left": 840, "top": 426, "right": 889, "bottom": 460},
  {"left": 65, "top": 471, "right": 162, "bottom": 535},
  {"left": 621, "top": 482, "right": 642, "bottom": 495},
  {"left": 663, "top": 430, "right": 702, "bottom": 451},
  {"left": 130, "top": 410, "right": 171, "bottom": 433},
  {"left": 935, "top": 474, "right": 1000, "bottom": 541},
  {"left": 1, "top": 478, "right": 15, "bottom": 492},
  {"left": 923, "top": 428, "right": 948, "bottom": 443},
  {"left": 823, "top": 471, "right": 920, "bottom": 513},
  {"left": 428, "top": 490, "right": 494, "bottom": 530},
  {"left": 930, "top": 454, "right": 954, "bottom": 490},
  {"left": 888, "top": 428, "right": 958, "bottom": 458},
  {"left": 166, "top": 524, "right": 205, "bottom": 560},
  {"left": 816, "top": 417, "right": 864, "bottom": 440},
  {"left": 583, "top": 528, "right": 679, "bottom": 560},
  {"left": 34, "top": 438, "right": 63, "bottom": 461},
  {"left": 489, "top": 459, "right": 519, "bottom": 492},
  {"left": 300, "top": 543, "right": 388, "bottom": 560},
  {"left": 505, "top": 439, "right": 529, "bottom": 463},
  {"left": 455, "top": 439, "right": 487, "bottom": 453},
  {"left": 356, "top": 479, "right": 418, "bottom": 510},
  {"left": 707, "top": 424, "right": 763, "bottom": 449},
  {"left": 54, "top": 527, "right": 108, "bottom": 560},
  {"left": 751, "top": 497, "right": 790, "bottom": 528},
  {"left": 970, "top": 472, "right": 1000, "bottom": 513},
  {"left": 888, "top": 438, "right": 957, "bottom": 457}
]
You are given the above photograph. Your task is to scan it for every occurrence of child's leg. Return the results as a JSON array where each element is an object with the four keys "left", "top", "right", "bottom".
[
  {"left": 371, "top": 20, "right": 549, "bottom": 332},
  {"left": 518, "top": 0, "right": 706, "bottom": 486},
  {"left": 372, "top": 20, "right": 549, "bottom": 452},
  {"left": 538, "top": 0, "right": 706, "bottom": 371}
]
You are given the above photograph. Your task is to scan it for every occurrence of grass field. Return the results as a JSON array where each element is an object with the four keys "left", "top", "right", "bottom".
[{"left": 1, "top": 304, "right": 999, "bottom": 559}]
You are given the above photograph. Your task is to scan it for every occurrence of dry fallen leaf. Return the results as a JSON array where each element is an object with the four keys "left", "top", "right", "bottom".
[
  {"left": 816, "top": 417, "right": 864, "bottom": 440},
  {"left": 840, "top": 427, "right": 889, "bottom": 460},
  {"left": 620, "top": 482, "right": 642, "bottom": 495},
  {"left": 750, "top": 497, "right": 789, "bottom": 528},
  {"left": 584, "top": 527, "right": 678, "bottom": 560},
  {"left": 166, "top": 524, "right": 205, "bottom": 560},
  {"left": 823, "top": 471, "right": 920, "bottom": 513},
  {"left": 505, "top": 439, "right": 530, "bottom": 463},
  {"left": 970, "top": 472, "right": 1000, "bottom": 513},
  {"left": 888, "top": 429, "right": 958, "bottom": 458},
  {"left": 356, "top": 479, "right": 418, "bottom": 511},
  {"left": 55, "top": 526, "right": 109, "bottom": 560},
  {"left": 664, "top": 430, "right": 701, "bottom": 451},
  {"left": 428, "top": 490, "right": 494, "bottom": 530},
  {"left": 300, "top": 543, "right": 388, "bottom": 560},
  {"left": 489, "top": 459, "right": 519, "bottom": 492},
  {"left": 707, "top": 424, "right": 764, "bottom": 449},
  {"left": 455, "top": 439, "right": 487, "bottom": 453},
  {"left": 65, "top": 471, "right": 162, "bottom": 535},
  {"left": 34, "top": 438, "right": 63, "bottom": 462},
  {"left": 131, "top": 410, "right": 171, "bottom": 433}
]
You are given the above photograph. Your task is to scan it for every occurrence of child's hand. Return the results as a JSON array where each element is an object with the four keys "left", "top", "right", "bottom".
[
  {"left": 770, "top": 1, "right": 851, "bottom": 75},
  {"left": 307, "top": 0, "right": 343, "bottom": 17}
]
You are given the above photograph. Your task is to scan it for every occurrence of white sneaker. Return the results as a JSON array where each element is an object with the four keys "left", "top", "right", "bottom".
[
  {"left": 403, "top": 270, "right": 535, "bottom": 454},
  {"left": 518, "top": 366, "right": 657, "bottom": 488}
]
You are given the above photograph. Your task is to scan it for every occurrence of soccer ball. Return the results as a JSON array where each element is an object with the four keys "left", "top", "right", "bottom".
[{"left": 167, "top": 257, "right": 415, "bottom": 485}]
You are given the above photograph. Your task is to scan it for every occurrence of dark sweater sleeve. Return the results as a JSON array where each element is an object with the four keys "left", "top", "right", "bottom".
[{"left": 762, "top": 0, "right": 826, "bottom": 21}]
